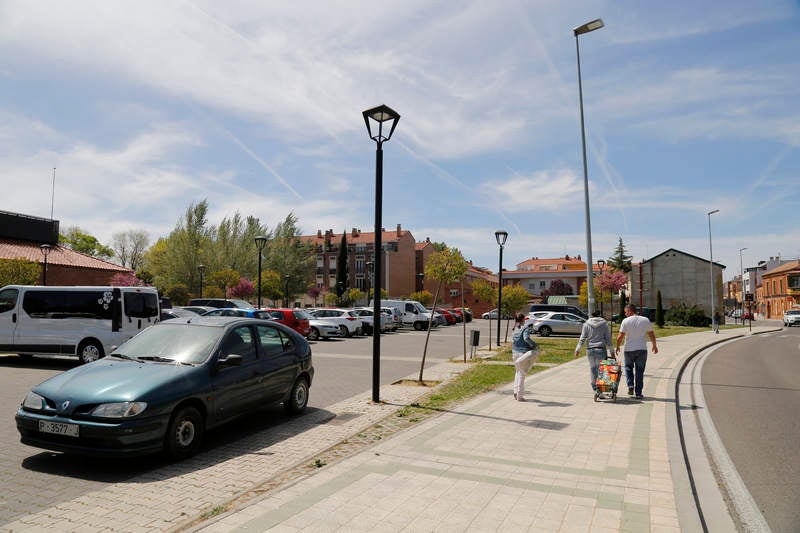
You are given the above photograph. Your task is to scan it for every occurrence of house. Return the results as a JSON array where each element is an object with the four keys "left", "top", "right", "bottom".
[
  {"left": 629, "top": 248, "right": 725, "bottom": 318},
  {"left": 760, "top": 260, "right": 800, "bottom": 319},
  {"left": 502, "top": 255, "right": 596, "bottom": 300},
  {"left": 0, "top": 210, "right": 131, "bottom": 286}
]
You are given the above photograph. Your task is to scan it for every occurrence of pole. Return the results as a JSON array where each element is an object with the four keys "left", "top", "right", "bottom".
[
  {"left": 372, "top": 142, "right": 383, "bottom": 403},
  {"left": 50, "top": 167, "right": 56, "bottom": 220},
  {"left": 42, "top": 255, "right": 48, "bottom": 285},
  {"left": 708, "top": 211, "right": 717, "bottom": 333},
  {"left": 576, "top": 34, "right": 595, "bottom": 315},
  {"left": 496, "top": 244, "right": 503, "bottom": 346},
  {"left": 257, "top": 253, "right": 263, "bottom": 309}
]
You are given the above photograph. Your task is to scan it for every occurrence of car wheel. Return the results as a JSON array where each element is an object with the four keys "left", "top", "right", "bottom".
[
  {"left": 538, "top": 326, "right": 552, "bottom": 337},
  {"left": 284, "top": 376, "right": 309, "bottom": 415},
  {"left": 77, "top": 339, "right": 104, "bottom": 364},
  {"left": 165, "top": 406, "right": 204, "bottom": 460},
  {"left": 308, "top": 327, "right": 320, "bottom": 341},
  {"left": 414, "top": 321, "right": 424, "bottom": 331},
  {"left": 339, "top": 325, "right": 350, "bottom": 337}
]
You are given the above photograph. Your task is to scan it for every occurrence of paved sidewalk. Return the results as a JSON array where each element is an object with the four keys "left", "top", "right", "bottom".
[{"left": 191, "top": 327, "right": 769, "bottom": 533}]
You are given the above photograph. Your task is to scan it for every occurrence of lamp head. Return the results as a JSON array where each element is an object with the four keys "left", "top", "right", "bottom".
[
  {"left": 198, "top": 264, "right": 205, "bottom": 274},
  {"left": 362, "top": 104, "right": 400, "bottom": 144},
  {"left": 495, "top": 230, "right": 508, "bottom": 247},
  {"left": 39, "top": 243, "right": 52, "bottom": 257},
  {"left": 708, "top": 209, "right": 720, "bottom": 216},
  {"left": 254, "top": 235, "right": 267, "bottom": 251},
  {"left": 574, "top": 18, "right": 604, "bottom": 36}
]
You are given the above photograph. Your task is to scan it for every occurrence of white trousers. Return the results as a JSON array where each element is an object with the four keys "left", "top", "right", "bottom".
[{"left": 512, "top": 349, "right": 539, "bottom": 398}]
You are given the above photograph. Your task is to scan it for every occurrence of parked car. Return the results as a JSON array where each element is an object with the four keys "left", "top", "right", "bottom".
[
  {"left": 481, "top": 309, "right": 511, "bottom": 320},
  {"left": 427, "top": 308, "right": 447, "bottom": 326},
  {"left": 309, "top": 308, "right": 363, "bottom": 337},
  {"left": 434, "top": 308, "right": 457, "bottom": 325},
  {"left": 160, "top": 307, "right": 197, "bottom": 321},
  {"left": 188, "top": 298, "right": 253, "bottom": 309},
  {"left": 445, "top": 308, "right": 464, "bottom": 323},
  {"left": 307, "top": 318, "right": 342, "bottom": 341},
  {"left": 381, "top": 307, "right": 402, "bottom": 331},
  {"left": 528, "top": 304, "right": 588, "bottom": 319},
  {"left": 352, "top": 308, "right": 388, "bottom": 334},
  {"left": 177, "top": 305, "right": 215, "bottom": 315},
  {"left": 530, "top": 312, "right": 586, "bottom": 337},
  {"left": 15, "top": 317, "right": 314, "bottom": 459},
  {"left": 202, "top": 307, "right": 273, "bottom": 320},
  {"left": 262, "top": 308, "right": 312, "bottom": 337},
  {"left": 526, "top": 311, "right": 550, "bottom": 322},
  {"left": 783, "top": 309, "right": 800, "bottom": 327},
  {"left": 456, "top": 307, "right": 473, "bottom": 322},
  {"left": 379, "top": 299, "right": 437, "bottom": 331}
]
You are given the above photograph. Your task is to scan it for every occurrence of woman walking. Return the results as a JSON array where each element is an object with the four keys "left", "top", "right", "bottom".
[{"left": 511, "top": 313, "right": 540, "bottom": 401}]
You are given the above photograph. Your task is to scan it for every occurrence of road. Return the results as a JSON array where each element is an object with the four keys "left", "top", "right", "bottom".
[
  {"left": 0, "top": 319, "right": 498, "bottom": 526},
  {"left": 702, "top": 326, "right": 800, "bottom": 531}
]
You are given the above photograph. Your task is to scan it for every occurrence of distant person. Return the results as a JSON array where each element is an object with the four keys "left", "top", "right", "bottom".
[
  {"left": 574, "top": 310, "right": 613, "bottom": 392},
  {"left": 511, "top": 313, "right": 540, "bottom": 401},
  {"left": 713, "top": 311, "right": 721, "bottom": 334},
  {"left": 615, "top": 304, "right": 658, "bottom": 399}
]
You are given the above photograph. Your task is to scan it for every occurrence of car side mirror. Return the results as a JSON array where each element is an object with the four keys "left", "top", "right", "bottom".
[{"left": 217, "top": 353, "right": 243, "bottom": 367}]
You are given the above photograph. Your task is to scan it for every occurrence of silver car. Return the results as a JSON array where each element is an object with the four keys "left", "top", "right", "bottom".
[
  {"left": 530, "top": 312, "right": 585, "bottom": 337},
  {"left": 783, "top": 309, "right": 800, "bottom": 327}
]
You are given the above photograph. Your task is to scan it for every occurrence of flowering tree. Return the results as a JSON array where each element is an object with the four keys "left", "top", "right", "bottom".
[
  {"left": 229, "top": 277, "right": 255, "bottom": 298},
  {"left": 110, "top": 272, "right": 143, "bottom": 286}
]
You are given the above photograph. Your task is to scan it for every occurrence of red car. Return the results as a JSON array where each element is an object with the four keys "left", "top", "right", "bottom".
[
  {"left": 263, "top": 308, "right": 312, "bottom": 337},
  {"left": 434, "top": 308, "right": 457, "bottom": 325}
]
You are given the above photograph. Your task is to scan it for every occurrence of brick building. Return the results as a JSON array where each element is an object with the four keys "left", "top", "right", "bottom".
[{"left": 760, "top": 260, "right": 800, "bottom": 318}]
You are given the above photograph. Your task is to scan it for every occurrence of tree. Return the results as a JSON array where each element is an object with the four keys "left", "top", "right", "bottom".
[
  {"left": 335, "top": 232, "right": 349, "bottom": 301},
  {"left": 263, "top": 213, "right": 315, "bottom": 305},
  {"left": 500, "top": 284, "right": 531, "bottom": 341},
  {"left": 60, "top": 226, "right": 114, "bottom": 259},
  {"left": 619, "top": 291, "right": 628, "bottom": 319},
  {"left": 109, "top": 272, "right": 142, "bottom": 286},
  {"left": 307, "top": 286, "right": 322, "bottom": 307},
  {"left": 323, "top": 292, "right": 338, "bottom": 306},
  {"left": 410, "top": 290, "right": 434, "bottom": 306},
  {"left": 229, "top": 278, "right": 255, "bottom": 299},
  {"left": 348, "top": 288, "right": 363, "bottom": 306},
  {"left": 0, "top": 258, "right": 40, "bottom": 286},
  {"left": 541, "top": 279, "right": 574, "bottom": 298},
  {"left": 419, "top": 247, "right": 468, "bottom": 380},
  {"left": 208, "top": 268, "right": 241, "bottom": 297},
  {"left": 166, "top": 284, "right": 190, "bottom": 305},
  {"left": 471, "top": 278, "right": 496, "bottom": 349},
  {"left": 607, "top": 237, "right": 633, "bottom": 273},
  {"left": 111, "top": 230, "right": 150, "bottom": 270},
  {"left": 578, "top": 280, "right": 601, "bottom": 309},
  {"left": 260, "top": 270, "right": 283, "bottom": 305},
  {"left": 656, "top": 290, "right": 665, "bottom": 327}
]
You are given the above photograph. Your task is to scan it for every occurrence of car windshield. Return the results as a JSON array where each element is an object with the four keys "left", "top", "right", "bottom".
[
  {"left": 111, "top": 323, "right": 222, "bottom": 365},
  {"left": 787, "top": 310, "right": 800, "bottom": 315}
]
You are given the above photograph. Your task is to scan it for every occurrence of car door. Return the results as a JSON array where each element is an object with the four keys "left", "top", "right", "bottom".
[
  {"left": 255, "top": 324, "right": 300, "bottom": 403},
  {"left": 210, "top": 325, "right": 262, "bottom": 421},
  {"left": 548, "top": 314, "right": 566, "bottom": 333},
  {"left": 0, "top": 288, "right": 19, "bottom": 350},
  {"left": 563, "top": 313, "right": 585, "bottom": 334}
]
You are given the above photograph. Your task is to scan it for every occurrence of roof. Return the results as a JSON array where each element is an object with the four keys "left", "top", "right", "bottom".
[
  {"left": 0, "top": 238, "right": 130, "bottom": 272},
  {"left": 643, "top": 248, "right": 725, "bottom": 269},
  {"left": 515, "top": 255, "right": 586, "bottom": 272},
  {"left": 762, "top": 259, "right": 800, "bottom": 277},
  {"left": 298, "top": 228, "right": 410, "bottom": 246}
]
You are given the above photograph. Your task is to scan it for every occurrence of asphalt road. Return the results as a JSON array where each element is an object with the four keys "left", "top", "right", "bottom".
[
  {"left": 0, "top": 319, "right": 498, "bottom": 526},
  {"left": 702, "top": 327, "right": 800, "bottom": 532}
]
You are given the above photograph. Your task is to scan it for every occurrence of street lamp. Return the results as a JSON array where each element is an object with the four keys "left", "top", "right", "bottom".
[
  {"left": 574, "top": 17, "right": 604, "bottom": 315},
  {"left": 708, "top": 209, "right": 719, "bottom": 333},
  {"left": 254, "top": 236, "right": 267, "bottom": 309},
  {"left": 40, "top": 244, "right": 52, "bottom": 286},
  {"left": 495, "top": 230, "right": 508, "bottom": 346},
  {"left": 596, "top": 259, "right": 605, "bottom": 318},
  {"left": 739, "top": 247, "right": 748, "bottom": 323},
  {"left": 198, "top": 264, "right": 205, "bottom": 298},
  {"left": 363, "top": 104, "right": 400, "bottom": 403}
]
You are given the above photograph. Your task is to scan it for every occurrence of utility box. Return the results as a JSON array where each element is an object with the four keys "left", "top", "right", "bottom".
[{"left": 470, "top": 329, "right": 480, "bottom": 346}]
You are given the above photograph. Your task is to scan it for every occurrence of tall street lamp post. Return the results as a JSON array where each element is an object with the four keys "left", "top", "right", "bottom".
[
  {"left": 198, "top": 264, "right": 205, "bottom": 298},
  {"left": 739, "top": 247, "right": 748, "bottom": 323},
  {"left": 707, "top": 209, "right": 719, "bottom": 332},
  {"left": 574, "top": 18, "right": 604, "bottom": 315},
  {"left": 254, "top": 236, "right": 267, "bottom": 309},
  {"left": 596, "top": 259, "right": 605, "bottom": 318},
  {"left": 495, "top": 230, "right": 508, "bottom": 346},
  {"left": 363, "top": 104, "right": 400, "bottom": 403},
  {"left": 40, "top": 244, "right": 52, "bottom": 286},
  {"left": 284, "top": 275, "right": 291, "bottom": 308}
]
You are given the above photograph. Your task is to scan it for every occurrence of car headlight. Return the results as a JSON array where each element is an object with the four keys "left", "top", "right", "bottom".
[
  {"left": 91, "top": 402, "right": 147, "bottom": 418},
  {"left": 22, "top": 391, "right": 46, "bottom": 410}
]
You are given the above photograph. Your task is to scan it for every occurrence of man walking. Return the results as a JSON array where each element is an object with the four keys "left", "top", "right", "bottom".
[
  {"left": 615, "top": 304, "right": 658, "bottom": 399},
  {"left": 574, "top": 310, "right": 613, "bottom": 393}
]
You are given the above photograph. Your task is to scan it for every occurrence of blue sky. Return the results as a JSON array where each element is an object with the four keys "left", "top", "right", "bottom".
[{"left": 1, "top": 1, "right": 798, "bottom": 281}]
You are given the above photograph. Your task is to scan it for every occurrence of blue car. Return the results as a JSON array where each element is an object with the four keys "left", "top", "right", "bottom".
[{"left": 16, "top": 317, "right": 313, "bottom": 460}]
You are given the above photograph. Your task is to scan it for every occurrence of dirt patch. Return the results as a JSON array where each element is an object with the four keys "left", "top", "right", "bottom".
[{"left": 391, "top": 378, "right": 441, "bottom": 387}]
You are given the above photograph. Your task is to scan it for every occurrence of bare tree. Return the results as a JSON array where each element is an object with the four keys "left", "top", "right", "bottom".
[{"left": 112, "top": 230, "right": 150, "bottom": 271}]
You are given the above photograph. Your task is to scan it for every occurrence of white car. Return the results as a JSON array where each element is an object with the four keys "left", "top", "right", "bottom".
[
  {"left": 352, "top": 308, "right": 388, "bottom": 334},
  {"left": 307, "top": 318, "right": 342, "bottom": 341},
  {"left": 381, "top": 307, "right": 401, "bottom": 331},
  {"left": 309, "top": 308, "right": 364, "bottom": 337},
  {"left": 783, "top": 309, "right": 800, "bottom": 327}
]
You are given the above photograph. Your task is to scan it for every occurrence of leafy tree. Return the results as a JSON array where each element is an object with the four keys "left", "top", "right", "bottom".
[
  {"left": 0, "top": 258, "right": 41, "bottom": 286},
  {"left": 111, "top": 230, "right": 150, "bottom": 270},
  {"left": 166, "top": 284, "right": 190, "bottom": 306},
  {"left": 410, "top": 290, "right": 434, "bottom": 306},
  {"left": 618, "top": 291, "right": 628, "bottom": 320},
  {"left": 214, "top": 212, "right": 268, "bottom": 278},
  {"left": 665, "top": 302, "right": 707, "bottom": 326},
  {"left": 109, "top": 272, "right": 142, "bottom": 286},
  {"left": 60, "top": 226, "right": 114, "bottom": 259},
  {"left": 541, "top": 279, "right": 574, "bottom": 298},
  {"left": 578, "top": 280, "right": 601, "bottom": 309},
  {"left": 259, "top": 270, "right": 283, "bottom": 305},
  {"left": 323, "top": 292, "right": 338, "bottom": 306},
  {"left": 419, "top": 247, "right": 468, "bottom": 380},
  {"left": 263, "top": 213, "right": 315, "bottom": 306},
  {"left": 308, "top": 286, "right": 322, "bottom": 307},
  {"left": 607, "top": 237, "right": 633, "bottom": 273},
  {"left": 500, "top": 284, "right": 531, "bottom": 342},
  {"left": 136, "top": 269, "right": 154, "bottom": 286},
  {"left": 229, "top": 278, "right": 255, "bottom": 298},
  {"left": 656, "top": 290, "right": 665, "bottom": 327},
  {"left": 471, "top": 278, "right": 496, "bottom": 349},
  {"left": 431, "top": 241, "right": 448, "bottom": 252},
  {"left": 208, "top": 268, "right": 241, "bottom": 297},
  {"left": 348, "top": 288, "right": 363, "bottom": 306},
  {"left": 336, "top": 232, "right": 349, "bottom": 301}
]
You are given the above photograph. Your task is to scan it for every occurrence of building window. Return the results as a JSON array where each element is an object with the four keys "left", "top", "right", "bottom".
[
  {"left": 356, "top": 275, "right": 365, "bottom": 290},
  {"left": 540, "top": 281, "right": 546, "bottom": 288},
  {"left": 328, "top": 275, "right": 336, "bottom": 288},
  {"left": 316, "top": 255, "right": 324, "bottom": 268},
  {"left": 355, "top": 257, "right": 365, "bottom": 274},
  {"left": 449, "top": 289, "right": 459, "bottom": 297},
  {"left": 788, "top": 276, "right": 800, "bottom": 289},
  {"left": 528, "top": 283, "right": 536, "bottom": 290}
]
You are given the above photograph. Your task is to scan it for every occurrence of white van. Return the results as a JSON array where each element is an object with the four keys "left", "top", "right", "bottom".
[
  {"left": 0, "top": 285, "right": 160, "bottom": 364},
  {"left": 375, "top": 299, "right": 437, "bottom": 331}
]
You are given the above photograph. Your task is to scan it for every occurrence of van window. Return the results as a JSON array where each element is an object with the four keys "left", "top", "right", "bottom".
[
  {"left": 23, "top": 290, "right": 113, "bottom": 319},
  {"left": 0, "top": 288, "right": 18, "bottom": 314},
  {"left": 124, "top": 292, "right": 159, "bottom": 318}
]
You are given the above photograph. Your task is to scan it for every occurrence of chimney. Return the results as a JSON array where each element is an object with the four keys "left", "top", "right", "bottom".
[
  {"left": 397, "top": 223, "right": 402, "bottom": 233},
  {"left": 352, "top": 228, "right": 358, "bottom": 237},
  {"left": 317, "top": 230, "right": 322, "bottom": 238}
]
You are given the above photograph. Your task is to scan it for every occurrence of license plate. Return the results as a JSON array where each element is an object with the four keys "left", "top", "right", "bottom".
[{"left": 39, "top": 420, "right": 79, "bottom": 437}]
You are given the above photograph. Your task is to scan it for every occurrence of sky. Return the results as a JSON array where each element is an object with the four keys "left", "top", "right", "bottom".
[{"left": 1, "top": 0, "right": 798, "bottom": 282}]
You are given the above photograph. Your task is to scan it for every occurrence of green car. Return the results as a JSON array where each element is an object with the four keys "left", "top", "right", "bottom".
[{"left": 16, "top": 317, "right": 313, "bottom": 460}]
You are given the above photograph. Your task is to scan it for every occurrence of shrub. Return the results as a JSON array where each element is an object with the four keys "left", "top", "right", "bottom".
[{"left": 665, "top": 302, "right": 708, "bottom": 327}]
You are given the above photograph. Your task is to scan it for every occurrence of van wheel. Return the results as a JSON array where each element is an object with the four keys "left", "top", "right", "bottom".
[
  {"left": 165, "top": 406, "right": 204, "bottom": 460},
  {"left": 78, "top": 340, "right": 104, "bottom": 364},
  {"left": 284, "top": 377, "right": 309, "bottom": 415},
  {"left": 414, "top": 321, "right": 424, "bottom": 331}
]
